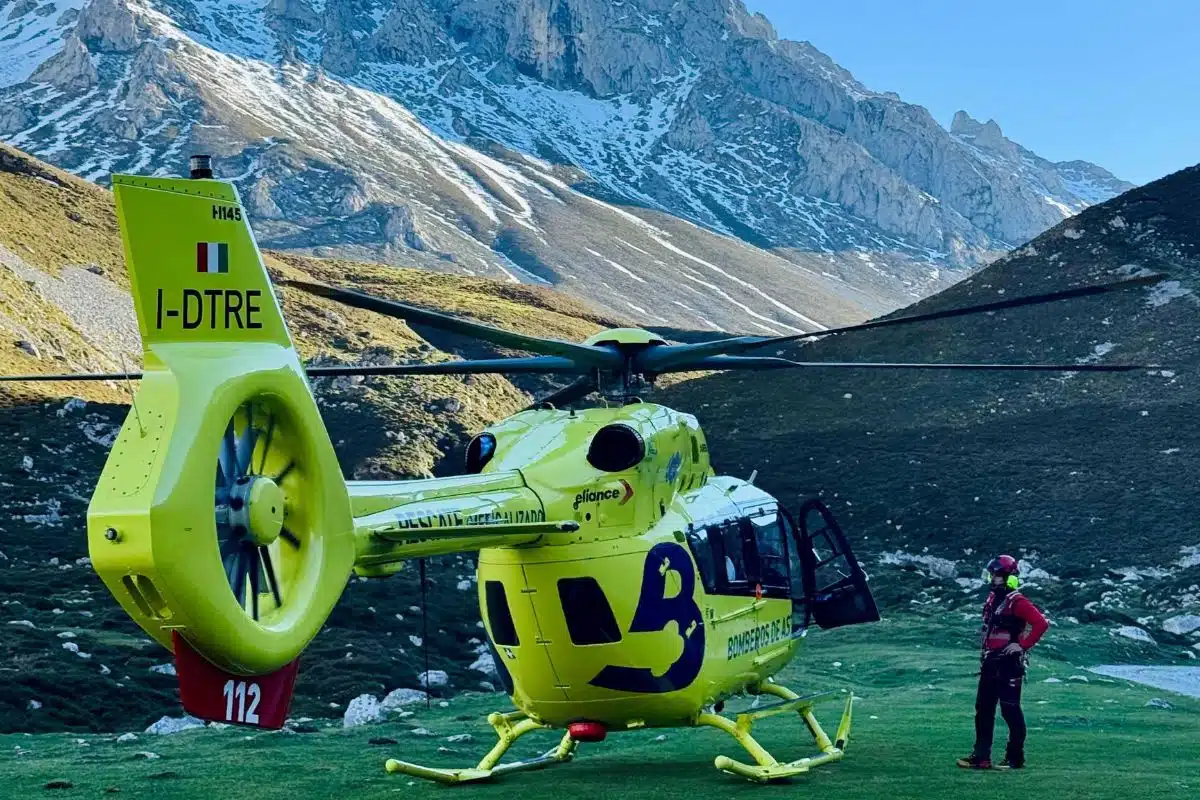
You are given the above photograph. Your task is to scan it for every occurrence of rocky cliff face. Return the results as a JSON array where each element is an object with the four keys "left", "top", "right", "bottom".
[{"left": 1, "top": 0, "right": 1133, "bottom": 330}]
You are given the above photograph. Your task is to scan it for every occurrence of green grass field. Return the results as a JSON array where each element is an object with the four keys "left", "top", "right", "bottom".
[{"left": 3, "top": 620, "right": 1196, "bottom": 799}]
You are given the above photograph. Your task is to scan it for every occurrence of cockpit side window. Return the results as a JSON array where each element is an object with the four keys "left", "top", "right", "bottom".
[
  {"left": 685, "top": 527, "right": 717, "bottom": 593},
  {"left": 715, "top": 521, "right": 749, "bottom": 587}
]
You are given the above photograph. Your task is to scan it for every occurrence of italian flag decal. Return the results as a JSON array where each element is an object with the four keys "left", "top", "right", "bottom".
[{"left": 197, "top": 242, "right": 229, "bottom": 273}]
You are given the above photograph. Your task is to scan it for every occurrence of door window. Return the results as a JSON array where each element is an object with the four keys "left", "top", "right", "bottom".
[
  {"left": 750, "top": 513, "right": 790, "bottom": 592},
  {"left": 794, "top": 499, "right": 881, "bottom": 630},
  {"left": 557, "top": 577, "right": 622, "bottom": 645}
]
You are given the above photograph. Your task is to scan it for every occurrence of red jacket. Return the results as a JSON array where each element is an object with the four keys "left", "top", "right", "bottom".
[{"left": 981, "top": 590, "right": 1049, "bottom": 652}]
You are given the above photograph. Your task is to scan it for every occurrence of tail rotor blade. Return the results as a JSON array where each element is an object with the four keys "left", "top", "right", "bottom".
[
  {"left": 249, "top": 550, "right": 261, "bottom": 621},
  {"left": 219, "top": 422, "right": 238, "bottom": 484},
  {"left": 275, "top": 461, "right": 295, "bottom": 483},
  {"left": 258, "top": 413, "right": 276, "bottom": 476},
  {"left": 279, "top": 526, "right": 300, "bottom": 550},
  {"left": 235, "top": 418, "right": 259, "bottom": 477},
  {"left": 230, "top": 550, "right": 248, "bottom": 609},
  {"left": 259, "top": 547, "right": 283, "bottom": 609}
]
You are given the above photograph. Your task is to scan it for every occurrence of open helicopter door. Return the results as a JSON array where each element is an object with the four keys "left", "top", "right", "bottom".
[{"left": 788, "top": 499, "right": 880, "bottom": 630}]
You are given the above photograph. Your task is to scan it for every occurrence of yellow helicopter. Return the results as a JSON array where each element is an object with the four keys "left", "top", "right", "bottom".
[{"left": 0, "top": 158, "right": 1158, "bottom": 784}]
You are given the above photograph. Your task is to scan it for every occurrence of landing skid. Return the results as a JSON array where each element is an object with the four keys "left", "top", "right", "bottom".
[
  {"left": 699, "top": 681, "right": 855, "bottom": 782},
  {"left": 385, "top": 710, "right": 577, "bottom": 784},
  {"left": 384, "top": 681, "right": 854, "bottom": 785}
]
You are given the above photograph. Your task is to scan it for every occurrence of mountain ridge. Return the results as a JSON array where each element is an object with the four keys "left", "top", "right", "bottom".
[{"left": 2, "top": 0, "right": 1132, "bottom": 326}]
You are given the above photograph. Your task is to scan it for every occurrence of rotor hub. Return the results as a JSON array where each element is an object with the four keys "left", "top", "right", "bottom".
[{"left": 229, "top": 475, "right": 285, "bottom": 547}]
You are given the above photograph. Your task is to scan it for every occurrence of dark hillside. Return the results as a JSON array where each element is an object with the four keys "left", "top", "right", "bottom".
[{"left": 663, "top": 165, "right": 1200, "bottom": 630}]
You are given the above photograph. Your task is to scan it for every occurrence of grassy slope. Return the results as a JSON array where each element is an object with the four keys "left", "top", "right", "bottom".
[{"left": 2, "top": 622, "right": 1197, "bottom": 799}]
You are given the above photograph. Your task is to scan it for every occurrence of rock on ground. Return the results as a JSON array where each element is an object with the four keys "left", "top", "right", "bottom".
[
  {"left": 343, "top": 694, "right": 383, "bottom": 728},
  {"left": 1113, "top": 626, "right": 1157, "bottom": 644},
  {"left": 419, "top": 670, "right": 449, "bottom": 689},
  {"left": 381, "top": 688, "right": 428, "bottom": 711},
  {"left": 144, "top": 715, "right": 205, "bottom": 735},
  {"left": 1162, "top": 615, "right": 1200, "bottom": 636}
]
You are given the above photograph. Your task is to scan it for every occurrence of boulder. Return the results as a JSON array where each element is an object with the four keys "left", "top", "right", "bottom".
[
  {"left": 381, "top": 688, "right": 428, "bottom": 711},
  {"left": 419, "top": 670, "right": 449, "bottom": 689},
  {"left": 145, "top": 715, "right": 204, "bottom": 735},
  {"left": 1162, "top": 615, "right": 1200, "bottom": 636},
  {"left": 343, "top": 694, "right": 383, "bottom": 728},
  {"left": 1113, "top": 626, "right": 1156, "bottom": 645}
]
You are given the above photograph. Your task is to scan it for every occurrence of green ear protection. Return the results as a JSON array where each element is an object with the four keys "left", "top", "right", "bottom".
[{"left": 1006, "top": 575, "right": 1020, "bottom": 590}]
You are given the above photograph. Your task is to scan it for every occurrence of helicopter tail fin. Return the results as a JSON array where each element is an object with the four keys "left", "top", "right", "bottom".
[
  {"left": 112, "top": 174, "right": 293, "bottom": 352},
  {"left": 88, "top": 173, "right": 355, "bottom": 682}
]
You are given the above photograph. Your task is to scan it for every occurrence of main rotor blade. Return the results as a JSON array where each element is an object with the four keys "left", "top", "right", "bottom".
[
  {"left": 525, "top": 375, "right": 596, "bottom": 411},
  {"left": 307, "top": 356, "right": 589, "bottom": 377},
  {"left": 660, "top": 356, "right": 1154, "bottom": 374},
  {"left": 638, "top": 273, "right": 1168, "bottom": 371},
  {"left": 0, "top": 356, "right": 591, "bottom": 383},
  {"left": 0, "top": 371, "right": 143, "bottom": 382},
  {"left": 283, "top": 279, "right": 622, "bottom": 368},
  {"left": 658, "top": 355, "right": 810, "bottom": 372}
]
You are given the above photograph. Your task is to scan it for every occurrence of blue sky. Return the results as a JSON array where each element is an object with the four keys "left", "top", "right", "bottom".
[{"left": 744, "top": 1, "right": 1198, "bottom": 185}]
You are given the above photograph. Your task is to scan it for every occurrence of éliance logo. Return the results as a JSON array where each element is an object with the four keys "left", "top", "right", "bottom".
[{"left": 197, "top": 242, "right": 230, "bottom": 274}]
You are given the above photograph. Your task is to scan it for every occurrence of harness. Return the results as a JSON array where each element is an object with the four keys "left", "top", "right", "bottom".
[{"left": 980, "top": 590, "right": 1026, "bottom": 660}]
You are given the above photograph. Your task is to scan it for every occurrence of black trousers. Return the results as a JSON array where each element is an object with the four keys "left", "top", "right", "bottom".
[{"left": 973, "top": 654, "right": 1026, "bottom": 764}]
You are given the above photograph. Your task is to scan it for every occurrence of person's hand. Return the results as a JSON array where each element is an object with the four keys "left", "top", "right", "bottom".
[{"left": 1001, "top": 643, "right": 1024, "bottom": 656}]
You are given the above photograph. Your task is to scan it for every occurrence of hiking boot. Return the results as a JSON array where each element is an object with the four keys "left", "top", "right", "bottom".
[{"left": 956, "top": 755, "right": 992, "bottom": 769}]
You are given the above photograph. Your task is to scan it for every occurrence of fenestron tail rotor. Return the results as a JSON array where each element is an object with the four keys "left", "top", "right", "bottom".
[{"left": 216, "top": 400, "right": 296, "bottom": 623}]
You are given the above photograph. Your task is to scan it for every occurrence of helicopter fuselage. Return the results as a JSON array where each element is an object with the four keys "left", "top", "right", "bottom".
[{"left": 346, "top": 403, "right": 804, "bottom": 730}]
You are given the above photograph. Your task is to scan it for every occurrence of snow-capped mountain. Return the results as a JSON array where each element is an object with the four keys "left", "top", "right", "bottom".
[{"left": 0, "top": 0, "right": 1133, "bottom": 332}]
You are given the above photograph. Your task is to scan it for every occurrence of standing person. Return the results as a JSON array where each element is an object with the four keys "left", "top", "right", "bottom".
[{"left": 957, "top": 555, "right": 1049, "bottom": 770}]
